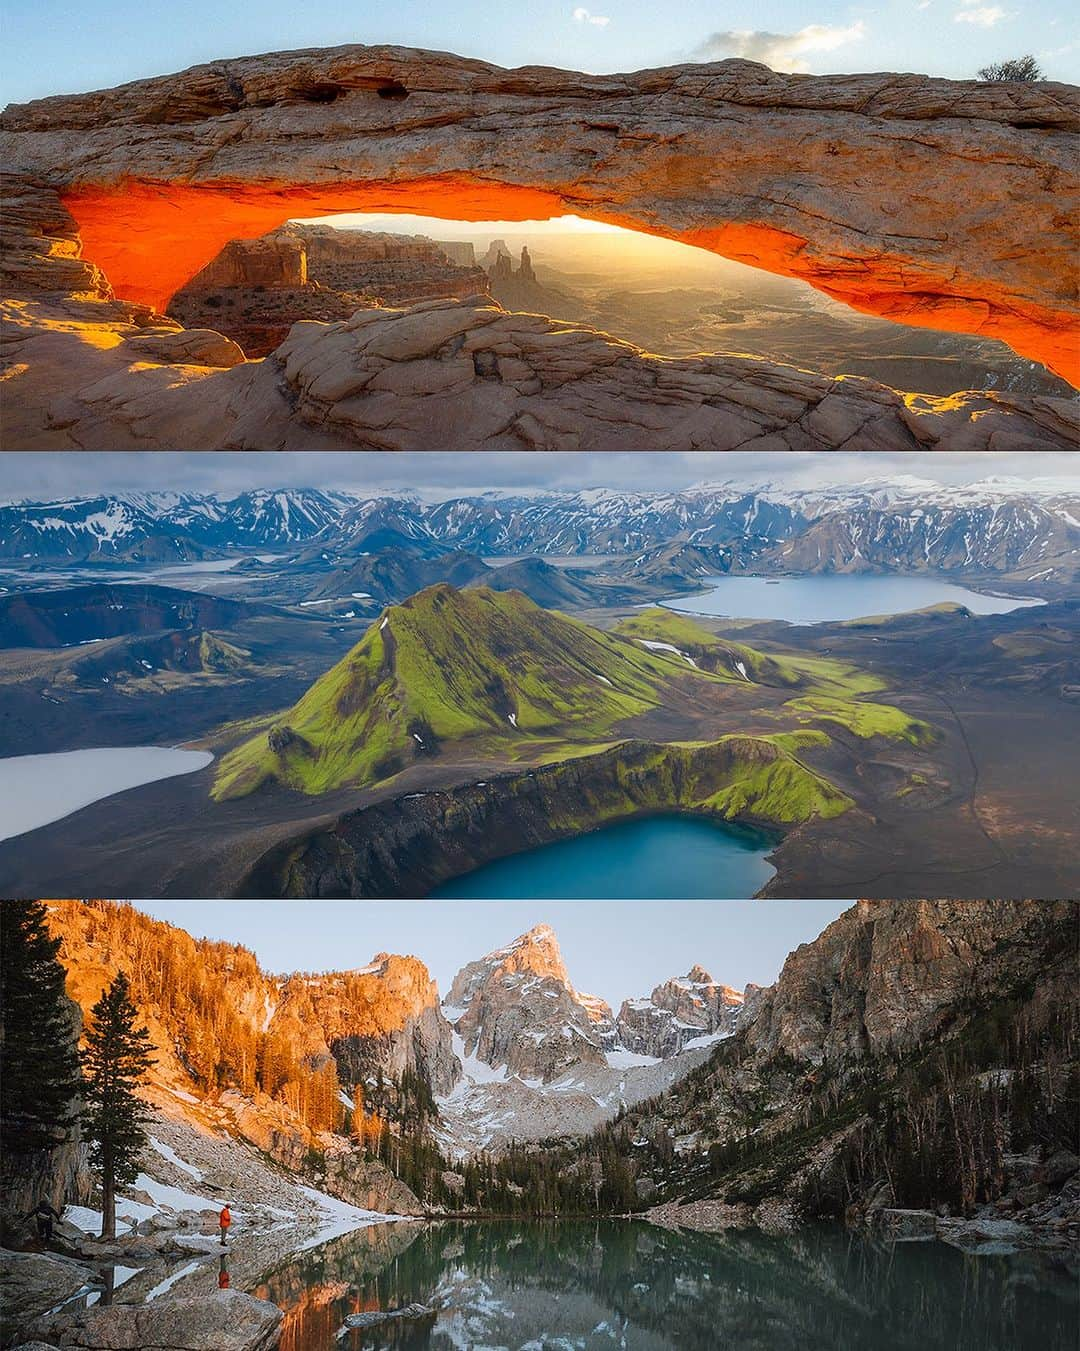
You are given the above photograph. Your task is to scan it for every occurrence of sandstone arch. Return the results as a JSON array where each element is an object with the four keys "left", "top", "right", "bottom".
[{"left": 2, "top": 45, "right": 1078, "bottom": 385}]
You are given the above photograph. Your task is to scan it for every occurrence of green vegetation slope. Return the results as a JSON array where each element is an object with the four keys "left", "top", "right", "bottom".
[{"left": 213, "top": 587, "right": 936, "bottom": 807}]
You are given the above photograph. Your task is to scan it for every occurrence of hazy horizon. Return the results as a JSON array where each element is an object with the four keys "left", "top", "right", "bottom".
[
  {"left": 131, "top": 899, "right": 849, "bottom": 1007},
  {"left": 5, "top": 452, "right": 1077, "bottom": 505}
]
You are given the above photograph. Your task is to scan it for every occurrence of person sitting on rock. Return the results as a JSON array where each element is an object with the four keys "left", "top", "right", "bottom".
[
  {"left": 219, "top": 1203, "right": 232, "bottom": 1246},
  {"left": 30, "top": 1197, "right": 61, "bottom": 1242}
]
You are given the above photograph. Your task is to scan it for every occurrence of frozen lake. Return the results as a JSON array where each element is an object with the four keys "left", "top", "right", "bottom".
[{"left": 0, "top": 746, "right": 213, "bottom": 842}]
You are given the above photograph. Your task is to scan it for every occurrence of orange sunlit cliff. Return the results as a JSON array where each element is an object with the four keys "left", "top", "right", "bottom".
[{"left": 1, "top": 45, "right": 1075, "bottom": 384}]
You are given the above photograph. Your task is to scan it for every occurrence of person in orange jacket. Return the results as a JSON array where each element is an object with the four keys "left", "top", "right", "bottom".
[{"left": 219, "top": 1204, "right": 232, "bottom": 1246}]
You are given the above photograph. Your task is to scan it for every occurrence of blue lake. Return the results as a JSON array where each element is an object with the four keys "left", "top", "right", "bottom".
[
  {"left": 661, "top": 574, "right": 1046, "bottom": 625},
  {"left": 428, "top": 815, "right": 775, "bottom": 899},
  {"left": 253, "top": 1218, "right": 1078, "bottom": 1351}
]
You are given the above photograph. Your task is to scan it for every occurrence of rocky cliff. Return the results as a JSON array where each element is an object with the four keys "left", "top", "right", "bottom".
[
  {"left": 445, "top": 925, "right": 613, "bottom": 1083},
  {"left": 2, "top": 46, "right": 1075, "bottom": 381},
  {"left": 593, "top": 900, "right": 1079, "bottom": 1237},
  {"left": 280, "top": 955, "right": 460, "bottom": 1096},
  {"left": 43, "top": 902, "right": 456, "bottom": 1212},
  {"left": 616, "top": 967, "right": 743, "bottom": 1058},
  {"left": 167, "top": 225, "right": 490, "bottom": 356},
  {"left": 287, "top": 225, "right": 489, "bottom": 305}
]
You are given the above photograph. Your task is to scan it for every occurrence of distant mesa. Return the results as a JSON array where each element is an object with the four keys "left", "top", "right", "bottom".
[{"left": 169, "top": 224, "right": 491, "bottom": 357}]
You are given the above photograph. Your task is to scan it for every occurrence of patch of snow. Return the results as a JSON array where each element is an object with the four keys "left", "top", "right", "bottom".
[
  {"left": 134, "top": 1173, "right": 221, "bottom": 1215},
  {"left": 294, "top": 1185, "right": 402, "bottom": 1250},
  {"left": 637, "top": 638, "right": 698, "bottom": 668},
  {"left": 148, "top": 1137, "right": 204, "bottom": 1182},
  {"left": 605, "top": 1048, "right": 662, "bottom": 1069},
  {"left": 679, "top": 1030, "right": 733, "bottom": 1052}
]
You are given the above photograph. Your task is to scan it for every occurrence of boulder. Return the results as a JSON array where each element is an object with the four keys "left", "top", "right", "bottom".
[
  {"left": 1038, "top": 1150, "right": 1079, "bottom": 1187},
  {"left": 28, "top": 1289, "right": 282, "bottom": 1350},
  {"left": 342, "top": 1303, "right": 434, "bottom": 1329},
  {"left": 875, "top": 1208, "right": 937, "bottom": 1240},
  {"left": 936, "top": 1217, "right": 1030, "bottom": 1253},
  {"left": 0, "top": 1250, "right": 94, "bottom": 1346},
  {"left": 124, "top": 329, "right": 245, "bottom": 369}
]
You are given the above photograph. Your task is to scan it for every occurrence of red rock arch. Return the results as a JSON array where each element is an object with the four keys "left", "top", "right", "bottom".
[{"left": 3, "top": 47, "right": 1078, "bottom": 383}]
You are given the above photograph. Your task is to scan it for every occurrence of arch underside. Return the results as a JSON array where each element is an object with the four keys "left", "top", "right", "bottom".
[{"left": 63, "top": 174, "right": 1077, "bottom": 387}]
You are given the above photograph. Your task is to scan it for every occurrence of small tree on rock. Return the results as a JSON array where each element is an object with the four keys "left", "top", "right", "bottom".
[
  {"left": 0, "top": 900, "right": 82, "bottom": 1155},
  {"left": 82, "top": 972, "right": 154, "bottom": 1239},
  {"left": 978, "top": 56, "right": 1043, "bottom": 82}
]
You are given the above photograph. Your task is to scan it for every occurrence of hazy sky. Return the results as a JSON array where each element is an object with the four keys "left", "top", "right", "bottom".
[
  {"left": 133, "top": 899, "right": 849, "bottom": 1005},
  {"left": 5, "top": 452, "right": 1077, "bottom": 505},
  {"left": 2, "top": 0, "right": 1076, "bottom": 106}
]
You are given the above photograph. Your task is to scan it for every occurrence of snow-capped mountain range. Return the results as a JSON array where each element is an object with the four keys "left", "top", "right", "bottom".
[
  {"left": 434, "top": 925, "right": 744, "bottom": 1153},
  {"left": 2, "top": 479, "right": 1077, "bottom": 578}
]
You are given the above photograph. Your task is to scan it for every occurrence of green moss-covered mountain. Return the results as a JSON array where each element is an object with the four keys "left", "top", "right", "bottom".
[
  {"left": 612, "top": 608, "right": 879, "bottom": 693},
  {"left": 214, "top": 586, "right": 695, "bottom": 798},
  {"left": 212, "top": 586, "right": 936, "bottom": 805}
]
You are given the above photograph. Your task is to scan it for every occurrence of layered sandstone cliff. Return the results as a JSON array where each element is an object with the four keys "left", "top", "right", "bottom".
[{"left": 167, "top": 225, "right": 489, "bottom": 355}]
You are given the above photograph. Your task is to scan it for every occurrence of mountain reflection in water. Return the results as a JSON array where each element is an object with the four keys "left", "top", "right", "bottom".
[{"left": 248, "top": 1218, "right": 1077, "bottom": 1351}]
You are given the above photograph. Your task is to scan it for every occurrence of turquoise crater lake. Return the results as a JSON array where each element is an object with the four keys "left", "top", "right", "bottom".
[
  {"left": 429, "top": 815, "right": 776, "bottom": 899},
  {"left": 661, "top": 573, "right": 1046, "bottom": 625}
]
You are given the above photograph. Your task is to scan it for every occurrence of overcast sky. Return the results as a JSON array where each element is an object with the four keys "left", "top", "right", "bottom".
[
  {"left": 4, "top": 0, "right": 1077, "bottom": 106},
  {"left": 133, "top": 899, "right": 848, "bottom": 1006},
  {"left": 5, "top": 453, "right": 1077, "bottom": 504}
]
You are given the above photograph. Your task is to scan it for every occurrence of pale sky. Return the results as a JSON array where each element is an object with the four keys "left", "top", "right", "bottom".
[
  {"left": 2, "top": 0, "right": 1076, "bottom": 106},
  {"left": 4, "top": 452, "right": 1077, "bottom": 504},
  {"left": 133, "top": 900, "right": 849, "bottom": 1007}
]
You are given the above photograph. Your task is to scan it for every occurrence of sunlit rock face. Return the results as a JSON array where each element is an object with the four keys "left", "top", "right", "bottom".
[
  {"left": 2, "top": 45, "right": 1076, "bottom": 382},
  {"left": 444, "top": 925, "right": 614, "bottom": 1084}
]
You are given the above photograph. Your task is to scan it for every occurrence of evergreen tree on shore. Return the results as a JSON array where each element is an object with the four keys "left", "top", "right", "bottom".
[
  {"left": 82, "top": 973, "right": 154, "bottom": 1239},
  {"left": 0, "top": 900, "right": 82, "bottom": 1154}
]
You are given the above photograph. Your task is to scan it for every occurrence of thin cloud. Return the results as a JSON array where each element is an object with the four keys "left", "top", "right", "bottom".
[
  {"left": 693, "top": 22, "right": 866, "bottom": 73},
  {"left": 573, "top": 7, "right": 611, "bottom": 27},
  {"left": 955, "top": 5, "right": 1007, "bottom": 24}
]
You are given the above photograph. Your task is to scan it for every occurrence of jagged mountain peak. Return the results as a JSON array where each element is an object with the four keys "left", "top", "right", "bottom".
[{"left": 449, "top": 923, "right": 572, "bottom": 1005}]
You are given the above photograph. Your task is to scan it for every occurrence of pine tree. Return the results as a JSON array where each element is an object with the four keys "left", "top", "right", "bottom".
[
  {"left": 0, "top": 900, "right": 82, "bottom": 1153},
  {"left": 82, "top": 972, "right": 155, "bottom": 1239}
]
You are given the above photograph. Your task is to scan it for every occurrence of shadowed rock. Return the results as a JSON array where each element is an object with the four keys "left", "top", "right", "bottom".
[{"left": 28, "top": 1289, "right": 283, "bottom": 1350}]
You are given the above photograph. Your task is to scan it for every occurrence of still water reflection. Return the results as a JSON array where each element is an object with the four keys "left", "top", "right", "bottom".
[{"left": 249, "top": 1218, "right": 1077, "bottom": 1351}]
